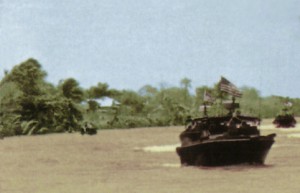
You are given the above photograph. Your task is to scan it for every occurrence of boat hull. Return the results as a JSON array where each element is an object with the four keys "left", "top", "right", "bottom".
[
  {"left": 273, "top": 115, "right": 296, "bottom": 128},
  {"left": 176, "top": 134, "right": 275, "bottom": 166}
]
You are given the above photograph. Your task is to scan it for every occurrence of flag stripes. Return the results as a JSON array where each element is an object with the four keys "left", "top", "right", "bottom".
[
  {"left": 219, "top": 77, "right": 242, "bottom": 97},
  {"left": 203, "top": 90, "right": 214, "bottom": 103}
]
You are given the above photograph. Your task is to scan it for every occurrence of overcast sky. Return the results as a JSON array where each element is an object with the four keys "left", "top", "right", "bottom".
[{"left": 0, "top": 0, "right": 300, "bottom": 97}]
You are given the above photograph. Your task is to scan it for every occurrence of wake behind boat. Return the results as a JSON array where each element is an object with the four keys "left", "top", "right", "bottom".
[{"left": 176, "top": 77, "right": 276, "bottom": 166}]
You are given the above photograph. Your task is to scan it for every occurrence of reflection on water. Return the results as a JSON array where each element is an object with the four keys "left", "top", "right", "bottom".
[
  {"left": 203, "top": 163, "right": 274, "bottom": 171},
  {"left": 161, "top": 163, "right": 275, "bottom": 170}
]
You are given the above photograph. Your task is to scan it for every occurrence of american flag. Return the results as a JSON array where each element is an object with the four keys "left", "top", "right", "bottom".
[
  {"left": 203, "top": 90, "right": 214, "bottom": 103},
  {"left": 219, "top": 77, "right": 242, "bottom": 98},
  {"left": 284, "top": 101, "right": 293, "bottom": 107}
]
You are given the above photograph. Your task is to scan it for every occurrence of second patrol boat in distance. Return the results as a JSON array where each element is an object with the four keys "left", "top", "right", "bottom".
[
  {"left": 273, "top": 101, "right": 297, "bottom": 128},
  {"left": 176, "top": 77, "right": 276, "bottom": 167}
]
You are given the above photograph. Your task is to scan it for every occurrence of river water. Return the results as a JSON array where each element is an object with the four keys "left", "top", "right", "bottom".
[{"left": 1, "top": 123, "right": 300, "bottom": 193}]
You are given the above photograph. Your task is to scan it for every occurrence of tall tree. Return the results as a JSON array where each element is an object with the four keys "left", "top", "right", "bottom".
[
  {"left": 87, "top": 82, "right": 110, "bottom": 99},
  {"left": 138, "top": 85, "right": 158, "bottom": 97},
  {"left": 114, "top": 90, "right": 145, "bottom": 114},
  {"left": 180, "top": 78, "right": 191, "bottom": 90},
  {"left": 0, "top": 59, "right": 84, "bottom": 136},
  {"left": 1, "top": 58, "right": 47, "bottom": 95},
  {"left": 60, "top": 78, "right": 84, "bottom": 102},
  {"left": 239, "top": 87, "right": 261, "bottom": 116}
]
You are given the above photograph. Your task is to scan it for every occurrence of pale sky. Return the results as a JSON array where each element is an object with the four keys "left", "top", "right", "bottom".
[{"left": 0, "top": 0, "right": 299, "bottom": 97}]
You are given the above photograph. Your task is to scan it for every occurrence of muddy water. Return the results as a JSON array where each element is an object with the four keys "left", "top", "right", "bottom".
[{"left": 0, "top": 123, "right": 300, "bottom": 193}]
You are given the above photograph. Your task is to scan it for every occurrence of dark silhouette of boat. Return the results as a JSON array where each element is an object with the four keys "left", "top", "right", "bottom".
[
  {"left": 176, "top": 77, "right": 276, "bottom": 166},
  {"left": 80, "top": 122, "right": 97, "bottom": 135},
  {"left": 273, "top": 114, "right": 296, "bottom": 128},
  {"left": 273, "top": 104, "right": 296, "bottom": 128}
]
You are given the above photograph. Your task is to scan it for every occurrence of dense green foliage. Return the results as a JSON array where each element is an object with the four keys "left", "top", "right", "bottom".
[
  {"left": 1, "top": 58, "right": 299, "bottom": 137},
  {"left": 0, "top": 59, "right": 83, "bottom": 137}
]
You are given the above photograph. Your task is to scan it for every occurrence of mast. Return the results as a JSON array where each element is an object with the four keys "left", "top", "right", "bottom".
[
  {"left": 203, "top": 102, "right": 208, "bottom": 117},
  {"left": 203, "top": 90, "right": 213, "bottom": 117},
  {"left": 229, "top": 96, "right": 235, "bottom": 116}
]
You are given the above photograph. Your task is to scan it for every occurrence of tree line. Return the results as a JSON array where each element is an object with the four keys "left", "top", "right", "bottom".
[{"left": 0, "top": 58, "right": 298, "bottom": 137}]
